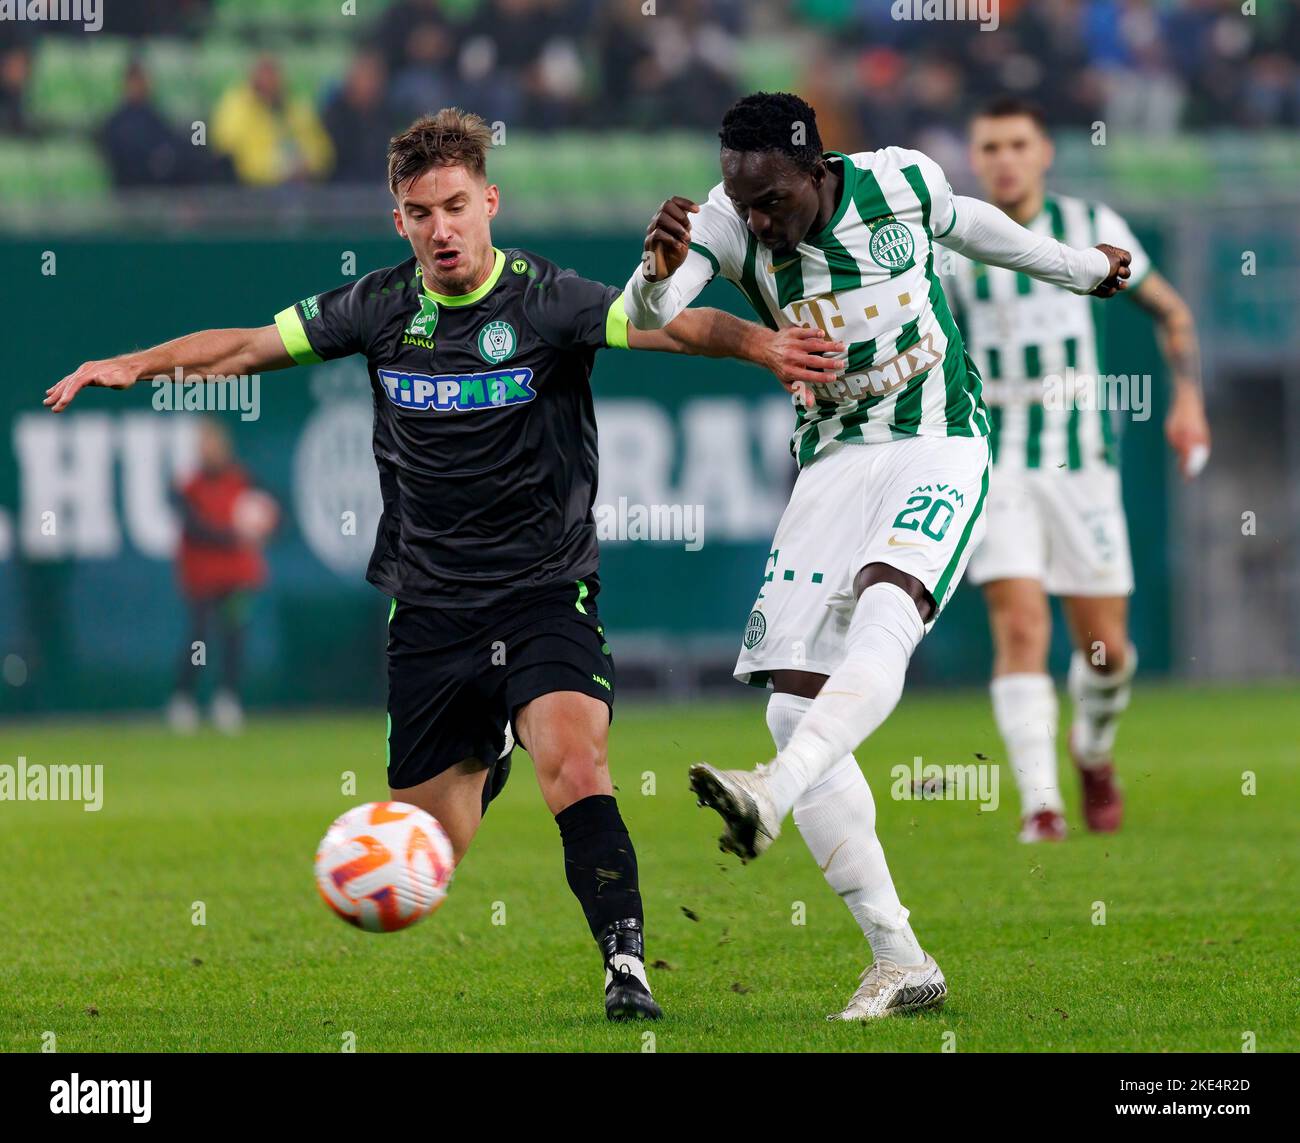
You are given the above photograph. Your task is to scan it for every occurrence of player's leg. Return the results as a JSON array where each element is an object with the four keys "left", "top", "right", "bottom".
[
  {"left": 385, "top": 597, "right": 509, "bottom": 864},
  {"left": 965, "top": 469, "right": 1064, "bottom": 839},
  {"left": 211, "top": 590, "right": 247, "bottom": 735},
  {"left": 1044, "top": 466, "right": 1136, "bottom": 832},
  {"left": 757, "top": 566, "right": 949, "bottom": 1021},
  {"left": 168, "top": 595, "right": 212, "bottom": 732},
  {"left": 391, "top": 760, "right": 490, "bottom": 864},
  {"left": 705, "top": 436, "right": 990, "bottom": 846},
  {"left": 703, "top": 443, "right": 889, "bottom": 862},
  {"left": 1061, "top": 594, "right": 1134, "bottom": 832},
  {"left": 517, "top": 690, "right": 613, "bottom": 812},
  {"left": 696, "top": 437, "right": 989, "bottom": 1018},
  {"left": 984, "top": 577, "right": 1066, "bottom": 840},
  {"left": 500, "top": 580, "right": 659, "bottom": 1021},
  {"left": 513, "top": 690, "right": 658, "bottom": 1021},
  {"left": 767, "top": 669, "right": 928, "bottom": 976}
]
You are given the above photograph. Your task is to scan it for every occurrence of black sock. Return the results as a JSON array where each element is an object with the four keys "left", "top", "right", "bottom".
[{"left": 555, "top": 794, "right": 643, "bottom": 947}]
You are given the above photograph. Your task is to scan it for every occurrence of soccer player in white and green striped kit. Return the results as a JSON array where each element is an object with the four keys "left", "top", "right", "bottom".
[
  {"left": 949, "top": 98, "right": 1211, "bottom": 843},
  {"left": 624, "top": 92, "right": 1134, "bottom": 1020}
]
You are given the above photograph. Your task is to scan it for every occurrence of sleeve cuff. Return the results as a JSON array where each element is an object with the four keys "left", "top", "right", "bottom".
[
  {"left": 605, "top": 292, "right": 630, "bottom": 350},
  {"left": 274, "top": 305, "right": 323, "bottom": 365}
]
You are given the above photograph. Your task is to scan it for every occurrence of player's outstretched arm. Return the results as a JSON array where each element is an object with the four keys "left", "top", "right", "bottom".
[
  {"left": 44, "top": 324, "right": 296, "bottom": 413},
  {"left": 937, "top": 195, "right": 1130, "bottom": 297},
  {"left": 627, "top": 314, "right": 846, "bottom": 388},
  {"left": 622, "top": 196, "right": 717, "bottom": 330},
  {"left": 1128, "top": 271, "right": 1211, "bottom": 479}
]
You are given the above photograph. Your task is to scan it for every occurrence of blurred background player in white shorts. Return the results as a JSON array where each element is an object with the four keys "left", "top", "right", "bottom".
[{"left": 948, "top": 98, "right": 1212, "bottom": 842}]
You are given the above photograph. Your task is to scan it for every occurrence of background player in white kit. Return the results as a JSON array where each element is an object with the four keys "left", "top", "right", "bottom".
[
  {"left": 948, "top": 98, "right": 1212, "bottom": 843},
  {"left": 624, "top": 93, "right": 1134, "bottom": 1021}
]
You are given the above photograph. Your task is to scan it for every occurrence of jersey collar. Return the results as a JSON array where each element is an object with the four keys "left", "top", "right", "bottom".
[
  {"left": 806, "top": 152, "right": 856, "bottom": 249},
  {"left": 417, "top": 247, "right": 505, "bottom": 307}
]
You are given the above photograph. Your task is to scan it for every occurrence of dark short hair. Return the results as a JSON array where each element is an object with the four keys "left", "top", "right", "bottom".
[
  {"left": 972, "top": 96, "right": 1049, "bottom": 132},
  {"left": 388, "top": 107, "right": 492, "bottom": 195},
  {"left": 719, "top": 91, "right": 824, "bottom": 172}
]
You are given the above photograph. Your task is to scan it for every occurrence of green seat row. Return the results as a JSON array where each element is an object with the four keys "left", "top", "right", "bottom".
[
  {"left": 28, "top": 35, "right": 355, "bottom": 130},
  {"left": 0, "top": 137, "right": 109, "bottom": 202}
]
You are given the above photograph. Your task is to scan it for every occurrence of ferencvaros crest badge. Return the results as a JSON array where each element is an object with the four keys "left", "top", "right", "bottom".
[{"left": 868, "top": 218, "right": 915, "bottom": 270}]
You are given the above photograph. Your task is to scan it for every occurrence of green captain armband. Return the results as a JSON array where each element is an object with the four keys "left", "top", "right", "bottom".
[
  {"left": 605, "top": 293, "right": 630, "bottom": 350},
  {"left": 274, "top": 305, "right": 323, "bottom": 365}
]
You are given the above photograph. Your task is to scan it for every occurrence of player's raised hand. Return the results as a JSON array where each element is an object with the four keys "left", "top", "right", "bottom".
[
  {"left": 643, "top": 195, "right": 699, "bottom": 281},
  {"left": 1089, "top": 244, "right": 1132, "bottom": 298},
  {"left": 43, "top": 356, "right": 139, "bottom": 413},
  {"left": 763, "top": 326, "right": 847, "bottom": 393},
  {"left": 1165, "top": 386, "right": 1212, "bottom": 481}
]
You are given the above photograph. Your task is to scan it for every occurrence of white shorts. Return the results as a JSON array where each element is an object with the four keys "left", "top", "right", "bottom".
[
  {"left": 734, "top": 434, "right": 991, "bottom": 687},
  {"left": 965, "top": 465, "right": 1134, "bottom": 597}
]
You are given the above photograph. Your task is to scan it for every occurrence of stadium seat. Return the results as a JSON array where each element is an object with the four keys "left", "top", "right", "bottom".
[
  {"left": 0, "top": 138, "right": 109, "bottom": 205},
  {"left": 29, "top": 37, "right": 132, "bottom": 130}
]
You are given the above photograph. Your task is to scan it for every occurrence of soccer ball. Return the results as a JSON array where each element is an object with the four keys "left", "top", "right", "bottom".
[
  {"left": 231, "top": 488, "right": 278, "bottom": 544},
  {"left": 314, "top": 802, "right": 454, "bottom": 932}
]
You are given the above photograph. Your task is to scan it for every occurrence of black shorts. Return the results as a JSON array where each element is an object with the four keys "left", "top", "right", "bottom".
[{"left": 385, "top": 574, "right": 614, "bottom": 808}]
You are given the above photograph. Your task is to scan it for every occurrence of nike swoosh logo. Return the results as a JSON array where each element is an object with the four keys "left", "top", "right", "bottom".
[
  {"left": 767, "top": 257, "right": 800, "bottom": 274},
  {"left": 887, "top": 535, "right": 926, "bottom": 548},
  {"left": 819, "top": 838, "right": 848, "bottom": 873}
]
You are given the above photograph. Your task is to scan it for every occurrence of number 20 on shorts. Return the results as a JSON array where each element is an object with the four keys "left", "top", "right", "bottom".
[{"left": 892, "top": 495, "right": 954, "bottom": 542}]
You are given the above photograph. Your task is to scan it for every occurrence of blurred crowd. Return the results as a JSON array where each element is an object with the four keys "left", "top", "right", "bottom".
[{"left": 0, "top": 0, "right": 1296, "bottom": 190}]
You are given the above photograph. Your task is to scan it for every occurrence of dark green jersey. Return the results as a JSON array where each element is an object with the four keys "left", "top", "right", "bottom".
[{"left": 274, "top": 247, "right": 630, "bottom": 606}]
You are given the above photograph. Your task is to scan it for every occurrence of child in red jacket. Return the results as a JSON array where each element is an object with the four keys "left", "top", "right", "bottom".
[{"left": 168, "top": 419, "right": 277, "bottom": 734}]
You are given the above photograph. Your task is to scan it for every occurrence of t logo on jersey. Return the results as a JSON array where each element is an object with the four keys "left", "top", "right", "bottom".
[
  {"left": 377, "top": 367, "right": 536, "bottom": 413},
  {"left": 405, "top": 297, "right": 439, "bottom": 338}
]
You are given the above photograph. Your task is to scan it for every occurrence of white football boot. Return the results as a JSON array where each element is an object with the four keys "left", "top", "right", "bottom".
[
  {"left": 828, "top": 954, "right": 948, "bottom": 1021},
  {"left": 688, "top": 762, "right": 781, "bottom": 862}
]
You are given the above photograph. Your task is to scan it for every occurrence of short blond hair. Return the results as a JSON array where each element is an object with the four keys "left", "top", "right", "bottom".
[{"left": 388, "top": 108, "right": 492, "bottom": 194}]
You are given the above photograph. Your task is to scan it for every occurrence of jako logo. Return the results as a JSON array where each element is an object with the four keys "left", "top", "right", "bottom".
[
  {"left": 50, "top": 1074, "right": 151, "bottom": 1124},
  {"left": 377, "top": 368, "right": 535, "bottom": 413}
]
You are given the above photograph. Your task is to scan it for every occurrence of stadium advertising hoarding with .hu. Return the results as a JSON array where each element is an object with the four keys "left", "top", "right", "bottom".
[{"left": 0, "top": 236, "right": 1169, "bottom": 715}]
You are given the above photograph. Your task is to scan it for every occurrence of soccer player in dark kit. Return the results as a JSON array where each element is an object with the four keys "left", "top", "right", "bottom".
[{"left": 44, "top": 108, "right": 843, "bottom": 1021}]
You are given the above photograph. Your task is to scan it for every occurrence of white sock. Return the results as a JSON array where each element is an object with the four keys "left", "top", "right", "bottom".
[
  {"left": 1068, "top": 645, "right": 1137, "bottom": 767},
  {"left": 767, "top": 693, "right": 925, "bottom": 967},
  {"left": 762, "top": 583, "right": 923, "bottom": 820},
  {"left": 991, "top": 673, "right": 1063, "bottom": 815}
]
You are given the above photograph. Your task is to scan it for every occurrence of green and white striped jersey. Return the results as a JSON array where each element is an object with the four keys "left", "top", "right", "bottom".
[
  {"left": 688, "top": 148, "right": 990, "bottom": 468},
  {"left": 945, "top": 194, "right": 1151, "bottom": 473}
]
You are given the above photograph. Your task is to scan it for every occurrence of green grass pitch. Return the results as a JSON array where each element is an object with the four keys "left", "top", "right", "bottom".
[{"left": 2, "top": 683, "right": 1295, "bottom": 1053}]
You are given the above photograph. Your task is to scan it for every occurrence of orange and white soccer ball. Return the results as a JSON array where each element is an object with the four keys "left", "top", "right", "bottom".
[
  {"left": 314, "top": 802, "right": 454, "bottom": 932},
  {"left": 231, "top": 488, "right": 278, "bottom": 544}
]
